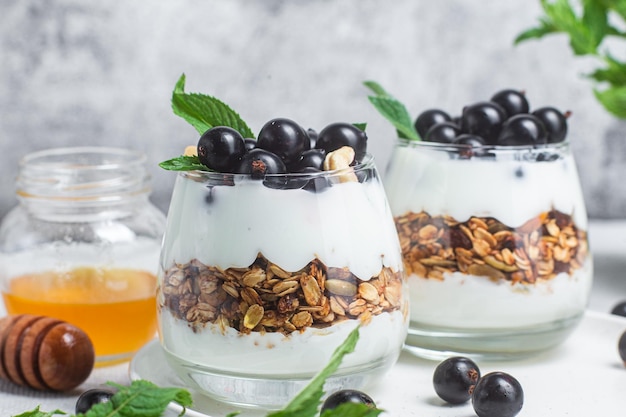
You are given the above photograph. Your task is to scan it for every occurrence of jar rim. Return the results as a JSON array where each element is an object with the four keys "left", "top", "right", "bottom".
[
  {"left": 394, "top": 138, "right": 570, "bottom": 155},
  {"left": 180, "top": 152, "right": 376, "bottom": 181}
]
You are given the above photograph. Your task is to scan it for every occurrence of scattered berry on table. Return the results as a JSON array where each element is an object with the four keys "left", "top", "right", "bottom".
[
  {"left": 611, "top": 301, "right": 626, "bottom": 317},
  {"left": 432, "top": 356, "right": 481, "bottom": 404},
  {"left": 75, "top": 388, "right": 115, "bottom": 414},
  {"left": 471, "top": 371, "right": 524, "bottom": 417},
  {"left": 321, "top": 389, "right": 376, "bottom": 414},
  {"left": 619, "top": 330, "right": 626, "bottom": 365}
]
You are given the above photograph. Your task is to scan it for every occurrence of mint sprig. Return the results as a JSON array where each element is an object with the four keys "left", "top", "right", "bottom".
[
  {"left": 363, "top": 80, "right": 420, "bottom": 141},
  {"left": 515, "top": 0, "right": 626, "bottom": 119},
  {"left": 172, "top": 74, "right": 254, "bottom": 138}
]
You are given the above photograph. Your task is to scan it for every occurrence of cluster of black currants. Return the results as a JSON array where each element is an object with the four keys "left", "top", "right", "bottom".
[
  {"left": 433, "top": 356, "right": 524, "bottom": 417},
  {"left": 196, "top": 118, "right": 367, "bottom": 191},
  {"left": 415, "top": 89, "right": 570, "bottom": 148}
]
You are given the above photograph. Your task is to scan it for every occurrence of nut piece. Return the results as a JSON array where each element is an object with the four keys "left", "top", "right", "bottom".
[
  {"left": 323, "top": 146, "right": 358, "bottom": 182},
  {"left": 184, "top": 145, "right": 197, "bottom": 156}
]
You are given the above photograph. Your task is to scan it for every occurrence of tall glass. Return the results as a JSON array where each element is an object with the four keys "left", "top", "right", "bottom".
[
  {"left": 384, "top": 140, "right": 592, "bottom": 359},
  {"left": 157, "top": 154, "right": 408, "bottom": 408}
]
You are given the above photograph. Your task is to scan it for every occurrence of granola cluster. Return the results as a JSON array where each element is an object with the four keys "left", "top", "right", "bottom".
[
  {"left": 395, "top": 209, "right": 588, "bottom": 284},
  {"left": 159, "top": 254, "right": 404, "bottom": 335}
]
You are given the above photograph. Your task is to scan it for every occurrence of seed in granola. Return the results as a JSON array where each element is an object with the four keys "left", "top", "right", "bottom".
[
  {"left": 301, "top": 274, "right": 323, "bottom": 306},
  {"left": 243, "top": 304, "right": 264, "bottom": 329},
  {"left": 358, "top": 282, "right": 380, "bottom": 304},
  {"left": 326, "top": 279, "right": 357, "bottom": 296}
]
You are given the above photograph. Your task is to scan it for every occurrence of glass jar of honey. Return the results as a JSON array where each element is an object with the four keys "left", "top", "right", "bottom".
[{"left": 0, "top": 147, "right": 166, "bottom": 365}]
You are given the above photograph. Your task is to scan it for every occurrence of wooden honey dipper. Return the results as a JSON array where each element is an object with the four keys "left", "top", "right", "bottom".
[{"left": 0, "top": 314, "right": 95, "bottom": 391}]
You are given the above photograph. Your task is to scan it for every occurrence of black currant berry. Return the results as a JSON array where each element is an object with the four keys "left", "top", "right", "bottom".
[
  {"left": 321, "top": 389, "right": 376, "bottom": 414},
  {"left": 307, "top": 128, "right": 319, "bottom": 148},
  {"left": 619, "top": 330, "right": 626, "bottom": 365},
  {"left": 289, "top": 149, "right": 326, "bottom": 172},
  {"left": 532, "top": 107, "right": 569, "bottom": 143},
  {"left": 424, "top": 122, "right": 461, "bottom": 143},
  {"left": 491, "top": 89, "right": 529, "bottom": 117},
  {"left": 454, "top": 133, "right": 486, "bottom": 148},
  {"left": 497, "top": 114, "right": 548, "bottom": 146},
  {"left": 316, "top": 123, "right": 368, "bottom": 161},
  {"left": 234, "top": 148, "right": 286, "bottom": 179},
  {"left": 414, "top": 109, "right": 452, "bottom": 139},
  {"left": 472, "top": 372, "right": 524, "bottom": 417},
  {"left": 197, "top": 126, "right": 246, "bottom": 172},
  {"left": 611, "top": 301, "right": 626, "bottom": 317},
  {"left": 243, "top": 138, "right": 257, "bottom": 151},
  {"left": 257, "top": 118, "right": 310, "bottom": 165},
  {"left": 75, "top": 388, "right": 115, "bottom": 414},
  {"left": 461, "top": 101, "right": 507, "bottom": 145},
  {"left": 433, "top": 356, "right": 481, "bottom": 404}
]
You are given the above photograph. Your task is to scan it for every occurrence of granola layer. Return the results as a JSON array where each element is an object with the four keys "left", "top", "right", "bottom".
[
  {"left": 159, "top": 254, "right": 404, "bottom": 335},
  {"left": 396, "top": 209, "right": 588, "bottom": 284}
]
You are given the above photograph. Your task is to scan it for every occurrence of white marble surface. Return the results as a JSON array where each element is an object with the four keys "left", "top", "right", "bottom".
[{"left": 1, "top": 220, "right": 625, "bottom": 416}]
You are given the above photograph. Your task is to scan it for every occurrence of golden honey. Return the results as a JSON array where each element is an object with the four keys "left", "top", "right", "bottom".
[{"left": 2, "top": 266, "right": 157, "bottom": 365}]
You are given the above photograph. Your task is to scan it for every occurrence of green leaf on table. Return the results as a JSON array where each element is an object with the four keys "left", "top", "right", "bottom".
[
  {"left": 80, "top": 380, "right": 192, "bottom": 417},
  {"left": 266, "top": 326, "right": 362, "bottom": 417},
  {"left": 594, "top": 85, "right": 626, "bottom": 118},
  {"left": 172, "top": 74, "right": 255, "bottom": 138},
  {"left": 363, "top": 80, "right": 420, "bottom": 141},
  {"left": 12, "top": 407, "right": 66, "bottom": 417},
  {"left": 158, "top": 155, "right": 208, "bottom": 171}
]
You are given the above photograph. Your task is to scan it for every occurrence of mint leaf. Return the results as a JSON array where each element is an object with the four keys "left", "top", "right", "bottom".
[
  {"left": 172, "top": 74, "right": 255, "bottom": 138},
  {"left": 267, "top": 327, "right": 360, "bottom": 417},
  {"left": 363, "top": 80, "right": 419, "bottom": 140},
  {"left": 80, "top": 380, "right": 192, "bottom": 417},
  {"left": 594, "top": 85, "right": 626, "bottom": 118},
  {"left": 12, "top": 407, "right": 65, "bottom": 417},
  {"left": 353, "top": 122, "right": 367, "bottom": 131},
  {"left": 321, "top": 402, "right": 383, "bottom": 417},
  {"left": 158, "top": 155, "right": 208, "bottom": 171},
  {"left": 513, "top": 18, "right": 557, "bottom": 44}
]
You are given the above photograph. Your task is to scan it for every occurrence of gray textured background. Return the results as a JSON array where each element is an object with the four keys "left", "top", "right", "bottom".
[{"left": 1, "top": 0, "right": 624, "bottom": 219}]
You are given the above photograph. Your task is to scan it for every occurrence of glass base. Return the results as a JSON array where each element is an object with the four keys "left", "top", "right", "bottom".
[
  {"left": 404, "top": 313, "right": 583, "bottom": 361},
  {"left": 163, "top": 351, "right": 393, "bottom": 409}
]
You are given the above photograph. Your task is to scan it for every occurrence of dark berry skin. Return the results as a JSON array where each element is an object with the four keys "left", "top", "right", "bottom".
[
  {"left": 611, "top": 301, "right": 626, "bottom": 317},
  {"left": 197, "top": 126, "right": 246, "bottom": 172},
  {"left": 491, "top": 89, "right": 529, "bottom": 117},
  {"left": 461, "top": 101, "right": 507, "bottom": 145},
  {"left": 289, "top": 149, "right": 326, "bottom": 172},
  {"left": 532, "top": 107, "right": 569, "bottom": 143},
  {"left": 307, "top": 128, "right": 318, "bottom": 148},
  {"left": 233, "top": 148, "right": 286, "bottom": 179},
  {"left": 243, "top": 138, "right": 257, "bottom": 151},
  {"left": 433, "top": 356, "right": 481, "bottom": 404},
  {"left": 472, "top": 372, "right": 524, "bottom": 417},
  {"left": 75, "top": 388, "right": 115, "bottom": 414},
  {"left": 414, "top": 109, "right": 452, "bottom": 139},
  {"left": 454, "top": 133, "right": 486, "bottom": 148},
  {"left": 321, "top": 389, "right": 376, "bottom": 414},
  {"left": 257, "top": 118, "right": 310, "bottom": 165},
  {"left": 619, "top": 330, "right": 626, "bottom": 365},
  {"left": 497, "top": 114, "right": 548, "bottom": 146},
  {"left": 424, "top": 122, "right": 461, "bottom": 143},
  {"left": 316, "top": 123, "right": 368, "bottom": 161}
]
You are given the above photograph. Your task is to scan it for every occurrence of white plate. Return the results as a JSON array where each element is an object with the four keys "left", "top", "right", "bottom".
[{"left": 130, "top": 311, "right": 626, "bottom": 417}]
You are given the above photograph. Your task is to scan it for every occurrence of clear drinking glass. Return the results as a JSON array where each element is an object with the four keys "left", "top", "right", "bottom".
[
  {"left": 157, "top": 154, "right": 408, "bottom": 408},
  {"left": 384, "top": 140, "right": 592, "bottom": 359},
  {"left": 0, "top": 147, "right": 166, "bottom": 365}
]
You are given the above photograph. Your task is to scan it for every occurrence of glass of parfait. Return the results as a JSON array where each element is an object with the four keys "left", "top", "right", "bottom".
[
  {"left": 157, "top": 115, "right": 409, "bottom": 408},
  {"left": 0, "top": 147, "right": 166, "bottom": 365},
  {"left": 381, "top": 90, "right": 592, "bottom": 359}
]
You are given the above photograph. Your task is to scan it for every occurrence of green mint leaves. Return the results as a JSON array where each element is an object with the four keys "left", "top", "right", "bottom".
[
  {"left": 515, "top": 0, "right": 626, "bottom": 118},
  {"left": 172, "top": 74, "right": 254, "bottom": 138},
  {"left": 13, "top": 327, "right": 381, "bottom": 417},
  {"left": 363, "top": 81, "right": 420, "bottom": 141},
  {"left": 12, "top": 380, "right": 192, "bottom": 417},
  {"left": 158, "top": 155, "right": 206, "bottom": 171}
]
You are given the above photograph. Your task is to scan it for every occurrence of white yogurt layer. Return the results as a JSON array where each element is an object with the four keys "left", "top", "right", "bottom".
[
  {"left": 161, "top": 173, "right": 402, "bottom": 281},
  {"left": 160, "top": 309, "right": 407, "bottom": 375},
  {"left": 384, "top": 144, "right": 588, "bottom": 229},
  {"left": 407, "top": 259, "right": 592, "bottom": 328}
]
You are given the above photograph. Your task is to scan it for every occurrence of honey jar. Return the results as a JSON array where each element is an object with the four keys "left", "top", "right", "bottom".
[{"left": 0, "top": 147, "right": 166, "bottom": 365}]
